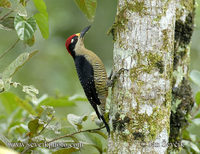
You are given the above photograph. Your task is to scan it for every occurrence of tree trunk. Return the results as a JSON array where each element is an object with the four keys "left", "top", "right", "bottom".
[
  {"left": 169, "top": 0, "right": 195, "bottom": 152},
  {"left": 107, "top": 0, "right": 193, "bottom": 153}
]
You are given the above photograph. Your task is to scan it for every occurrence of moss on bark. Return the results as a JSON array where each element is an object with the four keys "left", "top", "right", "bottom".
[
  {"left": 169, "top": 0, "right": 195, "bottom": 152},
  {"left": 169, "top": 78, "right": 194, "bottom": 151},
  {"left": 108, "top": 0, "right": 147, "bottom": 42}
]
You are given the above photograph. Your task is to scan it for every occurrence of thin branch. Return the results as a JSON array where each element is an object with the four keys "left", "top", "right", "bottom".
[
  {"left": 0, "top": 10, "right": 14, "bottom": 21},
  {"left": 47, "top": 126, "right": 106, "bottom": 143},
  {"left": 0, "top": 0, "right": 31, "bottom": 21},
  {"left": 21, "top": 126, "right": 106, "bottom": 154},
  {"left": 21, "top": 116, "right": 55, "bottom": 154},
  {"left": 0, "top": 39, "right": 20, "bottom": 59},
  {"left": 38, "top": 115, "right": 54, "bottom": 135}
]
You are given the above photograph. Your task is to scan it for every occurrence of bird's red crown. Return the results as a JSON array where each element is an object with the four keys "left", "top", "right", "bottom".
[{"left": 65, "top": 34, "right": 76, "bottom": 54}]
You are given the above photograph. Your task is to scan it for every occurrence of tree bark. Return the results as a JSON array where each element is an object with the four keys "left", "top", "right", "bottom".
[
  {"left": 108, "top": 0, "right": 176, "bottom": 153},
  {"left": 169, "top": 0, "right": 195, "bottom": 152}
]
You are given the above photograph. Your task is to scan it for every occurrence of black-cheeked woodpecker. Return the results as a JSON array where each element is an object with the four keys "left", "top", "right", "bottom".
[{"left": 65, "top": 26, "right": 110, "bottom": 134}]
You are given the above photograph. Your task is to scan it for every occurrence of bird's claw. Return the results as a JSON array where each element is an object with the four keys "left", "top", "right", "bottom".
[{"left": 107, "top": 68, "right": 129, "bottom": 87}]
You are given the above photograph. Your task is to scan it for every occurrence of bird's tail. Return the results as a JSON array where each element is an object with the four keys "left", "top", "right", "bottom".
[
  {"left": 91, "top": 103, "right": 110, "bottom": 134},
  {"left": 100, "top": 114, "right": 110, "bottom": 134}
]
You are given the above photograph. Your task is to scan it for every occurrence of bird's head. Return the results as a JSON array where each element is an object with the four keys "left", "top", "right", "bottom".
[{"left": 65, "top": 25, "right": 91, "bottom": 58}]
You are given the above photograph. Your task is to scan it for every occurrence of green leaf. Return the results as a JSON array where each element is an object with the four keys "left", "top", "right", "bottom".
[
  {"left": 0, "top": 115, "right": 6, "bottom": 121},
  {"left": 195, "top": 113, "right": 200, "bottom": 119},
  {"left": 0, "top": 92, "right": 37, "bottom": 115},
  {"left": 15, "top": 97, "right": 37, "bottom": 115},
  {"left": 69, "top": 136, "right": 79, "bottom": 143},
  {"left": 187, "top": 118, "right": 200, "bottom": 137},
  {"left": 74, "top": 0, "right": 97, "bottom": 21},
  {"left": 0, "top": 92, "right": 19, "bottom": 114},
  {"left": 0, "top": 0, "right": 11, "bottom": 8},
  {"left": 34, "top": 13, "right": 49, "bottom": 39},
  {"left": 192, "top": 118, "right": 200, "bottom": 125},
  {"left": 33, "top": 0, "right": 49, "bottom": 39},
  {"left": 28, "top": 119, "right": 43, "bottom": 135},
  {"left": 0, "top": 24, "right": 12, "bottom": 31},
  {"left": 67, "top": 114, "right": 88, "bottom": 131},
  {"left": 46, "top": 122, "right": 61, "bottom": 134},
  {"left": 7, "top": 108, "right": 24, "bottom": 130},
  {"left": 79, "top": 144, "right": 101, "bottom": 153},
  {"left": 190, "top": 70, "right": 200, "bottom": 87},
  {"left": 19, "top": 0, "right": 26, "bottom": 6},
  {"left": 24, "top": 35, "right": 35, "bottom": 46},
  {"left": 0, "top": 134, "right": 10, "bottom": 147},
  {"left": 182, "top": 140, "right": 200, "bottom": 153},
  {"left": 38, "top": 97, "right": 76, "bottom": 107},
  {"left": 38, "top": 106, "right": 55, "bottom": 123},
  {"left": 14, "top": 14, "right": 36, "bottom": 40},
  {"left": 92, "top": 130, "right": 107, "bottom": 139},
  {"left": 16, "top": 3, "right": 27, "bottom": 17},
  {"left": 53, "top": 148, "right": 79, "bottom": 154},
  {"left": 195, "top": 91, "right": 200, "bottom": 106},
  {"left": 7, "top": 124, "right": 27, "bottom": 139},
  {"left": 87, "top": 133, "right": 103, "bottom": 152},
  {"left": 0, "top": 17, "right": 14, "bottom": 30},
  {"left": 182, "top": 129, "right": 190, "bottom": 140},
  {"left": 84, "top": 133, "right": 103, "bottom": 153},
  {"left": 2, "top": 50, "right": 38, "bottom": 79},
  {"left": 69, "top": 95, "right": 88, "bottom": 102},
  {"left": 33, "top": 0, "right": 47, "bottom": 13}
]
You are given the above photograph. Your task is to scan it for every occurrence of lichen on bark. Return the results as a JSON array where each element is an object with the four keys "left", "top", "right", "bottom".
[{"left": 108, "top": 0, "right": 147, "bottom": 42}]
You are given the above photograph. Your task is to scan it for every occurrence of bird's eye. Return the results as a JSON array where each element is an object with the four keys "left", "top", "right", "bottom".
[{"left": 71, "top": 39, "right": 74, "bottom": 43}]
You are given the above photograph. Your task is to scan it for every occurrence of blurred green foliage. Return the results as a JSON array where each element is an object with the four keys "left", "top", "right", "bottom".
[
  {"left": 0, "top": 0, "right": 116, "bottom": 97},
  {"left": 0, "top": 0, "right": 112, "bottom": 153},
  {"left": 0, "top": 91, "right": 107, "bottom": 153}
]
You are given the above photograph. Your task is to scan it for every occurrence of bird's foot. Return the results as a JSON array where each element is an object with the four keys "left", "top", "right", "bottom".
[{"left": 107, "top": 68, "right": 129, "bottom": 87}]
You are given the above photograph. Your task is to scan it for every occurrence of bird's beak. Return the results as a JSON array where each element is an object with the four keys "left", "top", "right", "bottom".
[{"left": 80, "top": 25, "right": 91, "bottom": 38}]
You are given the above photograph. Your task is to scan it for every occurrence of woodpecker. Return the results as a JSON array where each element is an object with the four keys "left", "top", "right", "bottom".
[{"left": 65, "top": 26, "right": 110, "bottom": 134}]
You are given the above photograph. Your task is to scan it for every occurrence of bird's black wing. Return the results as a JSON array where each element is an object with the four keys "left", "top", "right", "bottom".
[
  {"left": 75, "top": 55, "right": 101, "bottom": 106},
  {"left": 74, "top": 55, "right": 110, "bottom": 134}
]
